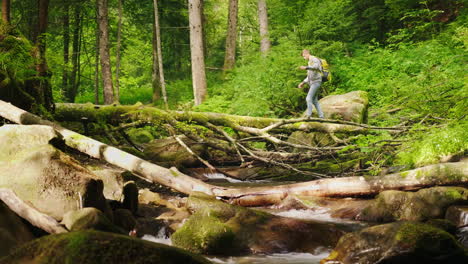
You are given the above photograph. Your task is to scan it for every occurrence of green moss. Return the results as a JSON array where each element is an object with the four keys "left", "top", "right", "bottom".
[{"left": 1, "top": 230, "right": 211, "bottom": 264}]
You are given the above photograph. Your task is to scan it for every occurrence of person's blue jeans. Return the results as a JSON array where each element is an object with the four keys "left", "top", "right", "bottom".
[{"left": 306, "top": 82, "right": 324, "bottom": 118}]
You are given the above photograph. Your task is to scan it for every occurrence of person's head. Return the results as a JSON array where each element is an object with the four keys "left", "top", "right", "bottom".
[{"left": 301, "top": 49, "right": 311, "bottom": 60}]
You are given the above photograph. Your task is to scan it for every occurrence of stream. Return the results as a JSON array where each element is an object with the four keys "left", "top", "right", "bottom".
[{"left": 142, "top": 170, "right": 371, "bottom": 264}]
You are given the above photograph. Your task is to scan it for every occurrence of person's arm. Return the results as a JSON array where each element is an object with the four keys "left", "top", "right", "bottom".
[{"left": 298, "top": 76, "right": 308, "bottom": 88}]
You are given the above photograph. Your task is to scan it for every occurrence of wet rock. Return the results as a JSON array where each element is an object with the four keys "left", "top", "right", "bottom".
[
  {"left": 171, "top": 193, "right": 344, "bottom": 255},
  {"left": 113, "top": 209, "right": 137, "bottom": 232},
  {"left": 122, "top": 181, "right": 138, "bottom": 215},
  {"left": 144, "top": 136, "right": 207, "bottom": 168},
  {"left": 61, "top": 207, "right": 124, "bottom": 234},
  {"left": 321, "top": 221, "right": 468, "bottom": 264},
  {"left": 0, "top": 125, "right": 111, "bottom": 220},
  {"left": 0, "top": 201, "right": 35, "bottom": 257},
  {"left": 358, "top": 186, "right": 468, "bottom": 222},
  {"left": 0, "top": 230, "right": 212, "bottom": 264},
  {"left": 446, "top": 206, "right": 468, "bottom": 227},
  {"left": 317, "top": 90, "right": 369, "bottom": 123}
]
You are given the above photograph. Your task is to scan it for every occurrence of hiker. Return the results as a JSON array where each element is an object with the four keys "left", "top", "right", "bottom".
[{"left": 298, "top": 49, "right": 324, "bottom": 118}]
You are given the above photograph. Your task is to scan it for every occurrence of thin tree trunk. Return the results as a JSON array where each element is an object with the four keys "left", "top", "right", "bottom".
[
  {"left": 94, "top": 5, "right": 100, "bottom": 105},
  {"left": 223, "top": 0, "right": 238, "bottom": 72},
  {"left": 257, "top": 0, "right": 271, "bottom": 56},
  {"left": 36, "top": 0, "right": 53, "bottom": 111},
  {"left": 153, "top": 0, "right": 168, "bottom": 109},
  {"left": 62, "top": 2, "right": 70, "bottom": 101},
  {"left": 2, "top": 0, "right": 10, "bottom": 24},
  {"left": 151, "top": 26, "right": 161, "bottom": 102},
  {"left": 68, "top": 6, "right": 81, "bottom": 103},
  {"left": 97, "top": 0, "right": 114, "bottom": 104},
  {"left": 1, "top": 100, "right": 467, "bottom": 207},
  {"left": 188, "top": 0, "right": 207, "bottom": 106},
  {"left": 115, "top": 0, "right": 123, "bottom": 102}
]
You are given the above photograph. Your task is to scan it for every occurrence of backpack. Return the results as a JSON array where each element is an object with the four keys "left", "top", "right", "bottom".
[{"left": 317, "top": 57, "right": 331, "bottom": 82}]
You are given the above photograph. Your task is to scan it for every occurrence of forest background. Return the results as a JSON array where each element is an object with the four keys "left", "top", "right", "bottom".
[{"left": 2, "top": 0, "right": 467, "bottom": 172}]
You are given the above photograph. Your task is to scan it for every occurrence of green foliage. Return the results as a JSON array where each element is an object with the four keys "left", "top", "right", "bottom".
[{"left": 397, "top": 121, "right": 468, "bottom": 167}]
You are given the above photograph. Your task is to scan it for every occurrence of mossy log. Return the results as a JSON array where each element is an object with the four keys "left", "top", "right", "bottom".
[
  {"left": 53, "top": 103, "right": 401, "bottom": 134},
  {"left": 1, "top": 101, "right": 467, "bottom": 207}
]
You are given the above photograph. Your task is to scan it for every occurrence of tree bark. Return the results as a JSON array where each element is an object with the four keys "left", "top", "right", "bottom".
[
  {"left": 2, "top": 0, "right": 10, "bottom": 24},
  {"left": 94, "top": 4, "right": 100, "bottom": 105},
  {"left": 151, "top": 23, "right": 161, "bottom": 102},
  {"left": 62, "top": 2, "right": 70, "bottom": 101},
  {"left": 53, "top": 103, "right": 400, "bottom": 134},
  {"left": 223, "top": 0, "right": 238, "bottom": 72},
  {"left": 257, "top": 0, "right": 271, "bottom": 56},
  {"left": 68, "top": 6, "right": 81, "bottom": 103},
  {"left": 1, "top": 100, "right": 467, "bottom": 207},
  {"left": 0, "top": 188, "right": 68, "bottom": 234},
  {"left": 153, "top": 0, "right": 168, "bottom": 109},
  {"left": 35, "top": 0, "right": 53, "bottom": 111},
  {"left": 97, "top": 0, "right": 114, "bottom": 104},
  {"left": 115, "top": 0, "right": 123, "bottom": 102},
  {"left": 188, "top": 0, "right": 207, "bottom": 106}
]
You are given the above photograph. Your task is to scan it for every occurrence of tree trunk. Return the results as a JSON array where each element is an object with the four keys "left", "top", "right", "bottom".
[
  {"left": 0, "top": 188, "right": 68, "bottom": 234},
  {"left": 153, "top": 0, "right": 168, "bottom": 109},
  {"left": 223, "top": 0, "right": 238, "bottom": 72},
  {"left": 62, "top": 2, "right": 70, "bottom": 101},
  {"left": 257, "top": 0, "right": 271, "bottom": 56},
  {"left": 68, "top": 6, "right": 81, "bottom": 103},
  {"left": 1, "top": 100, "right": 467, "bottom": 208},
  {"left": 2, "top": 0, "right": 10, "bottom": 24},
  {"left": 151, "top": 26, "right": 161, "bottom": 102},
  {"left": 97, "top": 0, "right": 114, "bottom": 104},
  {"left": 94, "top": 4, "right": 100, "bottom": 105},
  {"left": 53, "top": 103, "right": 393, "bottom": 134},
  {"left": 115, "top": 0, "right": 123, "bottom": 102},
  {"left": 188, "top": 0, "right": 207, "bottom": 106},
  {"left": 35, "top": 0, "right": 53, "bottom": 111}
]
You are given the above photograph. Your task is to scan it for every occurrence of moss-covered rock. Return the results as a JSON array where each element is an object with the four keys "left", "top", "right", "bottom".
[
  {"left": 358, "top": 186, "right": 468, "bottom": 222},
  {"left": 0, "top": 125, "right": 111, "bottom": 220},
  {"left": 171, "top": 193, "right": 345, "bottom": 255},
  {"left": 321, "top": 221, "right": 468, "bottom": 264},
  {"left": 126, "top": 128, "right": 155, "bottom": 144},
  {"left": 0, "top": 201, "right": 35, "bottom": 257},
  {"left": 61, "top": 208, "right": 124, "bottom": 234},
  {"left": 144, "top": 136, "right": 207, "bottom": 168},
  {"left": 0, "top": 230, "right": 212, "bottom": 264}
]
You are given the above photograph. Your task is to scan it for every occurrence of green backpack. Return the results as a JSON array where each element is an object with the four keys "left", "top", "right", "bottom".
[{"left": 317, "top": 57, "right": 331, "bottom": 82}]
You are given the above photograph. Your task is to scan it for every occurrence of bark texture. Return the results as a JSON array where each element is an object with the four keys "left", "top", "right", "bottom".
[
  {"left": 188, "top": 0, "right": 207, "bottom": 105},
  {"left": 97, "top": 0, "right": 114, "bottom": 104},
  {"left": 257, "top": 0, "right": 271, "bottom": 55},
  {"left": 223, "top": 0, "right": 238, "bottom": 72},
  {"left": 2, "top": 0, "right": 10, "bottom": 23},
  {"left": 153, "top": 0, "right": 168, "bottom": 108}
]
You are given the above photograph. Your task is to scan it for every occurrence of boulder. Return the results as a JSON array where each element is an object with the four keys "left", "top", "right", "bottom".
[
  {"left": 0, "top": 230, "right": 212, "bottom": 264},
  {"left": 358, "top": 186, "right": 468, "bottom": 222},
  {"left": 446, "top": 206, "right": 468, "bottom": 227},
  {"left": 0, "top": 201, "right": 35, "bottom": 257},
  {"left": 0, "top": 125, "right": 111, "bottom": 220},
  {"left": 87, "top": 167, "right": 124, "bottom": 201},
  {"left": 315, "top": 90, "right": 369, "bottom": 123},
  {"left": 321, "top": 221, "right": 468, "bottom": 264},
  {"left": 61, "top": 208, "right": 123, "bottom": 234},
  {"left": 171, "top": 193, "right": 344, "bottom": 255},
  {"left": 143, "top": 136, "right": 207, "bottom": 168}
]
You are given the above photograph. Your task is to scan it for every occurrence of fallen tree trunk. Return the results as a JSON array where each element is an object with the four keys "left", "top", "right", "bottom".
[
  {"left": 1, "top": 100, "right": 467, "bottom": 207},
  {"left": 53, "top": 103, "right": 403, "bottom": 134},
  {"left": 0, "top": 188, "right": 68, "bottom": 234}
]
